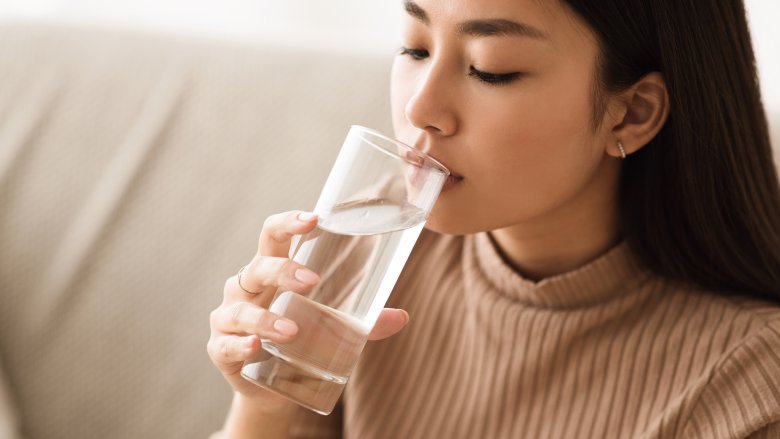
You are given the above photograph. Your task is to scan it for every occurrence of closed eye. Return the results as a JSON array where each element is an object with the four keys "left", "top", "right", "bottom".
[
  {"left": 399, "top": 46, "right": 429, "bottom": 60},
  {"left": 400, "top": 47, "right": 521, "bottom": 86},
  {"left": 468, "top": 66, "right": 521, "bottom": 86}
]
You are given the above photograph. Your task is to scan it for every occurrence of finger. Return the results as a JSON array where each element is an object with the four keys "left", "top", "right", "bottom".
[
  {"left": 210, "top": 302, "right": 299, "bottom": 342},
  {"left": 207, "top": 334, "right": 260, "bottom": 365},
  {"left": 368, "top": 308, "right": 410, "bottom": 340},
  {"left": 258, "top": 211, "right": 319, "bottom": 258},
  {"left": 229, "top": 257, "right": 320, "bottom": 301}
]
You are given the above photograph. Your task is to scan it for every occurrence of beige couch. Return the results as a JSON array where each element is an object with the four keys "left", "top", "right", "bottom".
[{"left": 0, "top": 21, "right": 392, "bottom": 438}]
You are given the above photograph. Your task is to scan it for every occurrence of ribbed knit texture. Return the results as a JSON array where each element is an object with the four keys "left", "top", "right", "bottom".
[{"left": 288, "top": 230, "right": 780, "bottom": 438}]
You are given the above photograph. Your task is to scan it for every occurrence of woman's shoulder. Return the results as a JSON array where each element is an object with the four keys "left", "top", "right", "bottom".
[
  {"left": 685, "top": 283, "right": 780, "bottom": 332},
  {"left": 675, "top": 286, "right": 780, "bottom": 437},
  {"left": 658, "top": 274, "right": 780, "bottom": 326}
]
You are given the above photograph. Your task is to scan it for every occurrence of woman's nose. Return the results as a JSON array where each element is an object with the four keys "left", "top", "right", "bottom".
[{"left": 404, "top": 62, "right": 458, "bottom": 136}]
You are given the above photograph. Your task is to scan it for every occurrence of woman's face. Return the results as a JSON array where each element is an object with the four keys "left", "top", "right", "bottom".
[{"left": 392, "top": 0, "right": 621, "bottom": 235}]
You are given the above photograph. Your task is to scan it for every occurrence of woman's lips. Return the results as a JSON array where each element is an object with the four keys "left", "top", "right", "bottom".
[
  {"left": 442, "top": 174, "right": 464, "bottom": 191},
  {"left": 402, "top": 149, "right": 463, "bottom": 191}
]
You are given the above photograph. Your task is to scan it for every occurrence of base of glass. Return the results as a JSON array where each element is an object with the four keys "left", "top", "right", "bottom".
[{"left": 240, "top": 347, "right": 345, "bottom": 416}]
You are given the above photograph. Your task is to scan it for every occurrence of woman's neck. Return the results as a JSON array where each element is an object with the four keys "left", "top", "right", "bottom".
[{"left": 489, "top": 168, "right": 622, "bottom": 282}]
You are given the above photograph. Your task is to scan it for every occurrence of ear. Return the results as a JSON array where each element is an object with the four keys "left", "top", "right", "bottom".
[{"left": 608, "top": 72, "right": 670, "bottom": 158}]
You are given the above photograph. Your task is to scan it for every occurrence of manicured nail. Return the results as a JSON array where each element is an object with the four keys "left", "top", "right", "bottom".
[
  {"left": 298, "top": 212, "right": 317, "bottom": 221},
  {"left": 274, "top": 319, "right": 298, "bottom": 336},
  {"left": 400, "top": 310, "right": 410, "bottom": 325},
  {"left": 295, "top": 269, "right": 319, "bottom": 284}
]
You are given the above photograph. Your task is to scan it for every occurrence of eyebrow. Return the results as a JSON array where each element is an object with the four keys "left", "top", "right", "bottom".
[
  {"left": 404, "top": 0, "right": 429, "bottom": 24},
  {"left": 458, "top": 19, "right": 547, "bottom": 40},
  {"left": 403, "top": 1, "right": 548, "bottom": 41}
]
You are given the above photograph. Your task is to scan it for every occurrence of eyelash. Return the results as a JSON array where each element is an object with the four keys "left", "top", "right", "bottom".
[
  {"left": 398, "top": 46, "right": 521, "bottom": 86},
  {"left": 399, "top": 46, "right": 429, "bottom": 61},
  {"left": 468, "top": 66, "right": 520, "bottom": 86}
]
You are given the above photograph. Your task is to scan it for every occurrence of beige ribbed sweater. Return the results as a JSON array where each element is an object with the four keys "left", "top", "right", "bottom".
[{"left": 285, "top": 230, "right": 780, "bottom": 438}]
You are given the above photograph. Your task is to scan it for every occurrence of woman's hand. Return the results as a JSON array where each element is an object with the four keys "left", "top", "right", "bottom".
[{"left": 207, "top": 210, "right": 411, "bottom": 411}]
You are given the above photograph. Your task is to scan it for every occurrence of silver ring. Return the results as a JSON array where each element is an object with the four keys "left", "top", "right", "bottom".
[{"left": 237, "top": 266, "right": 262, "bottom": 295}]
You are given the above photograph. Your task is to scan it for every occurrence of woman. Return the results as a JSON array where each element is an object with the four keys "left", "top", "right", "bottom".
[{"left": 208, "top": 0, "right": 780, "bottom": 437}]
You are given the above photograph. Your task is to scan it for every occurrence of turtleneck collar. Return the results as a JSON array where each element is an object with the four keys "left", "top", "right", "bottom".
[{"left": 463, "top": 231, "right": 649, "bottom": 309}]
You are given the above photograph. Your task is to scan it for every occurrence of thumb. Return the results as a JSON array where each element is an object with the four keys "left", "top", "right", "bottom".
[{"left": 368, "top": 308, "right": 410, "bottom": 340}]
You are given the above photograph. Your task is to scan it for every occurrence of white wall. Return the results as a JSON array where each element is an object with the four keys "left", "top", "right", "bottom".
[
  {"left": 745, "top": 0, "right": 780, "bottom": 142},
  {"left": 0, "top": 0, "right": 403, "bottom": 54}
]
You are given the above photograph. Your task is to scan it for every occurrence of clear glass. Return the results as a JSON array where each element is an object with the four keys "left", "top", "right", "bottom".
[{"left": 240, "top": 125, "right": 449, "bottom": 415}]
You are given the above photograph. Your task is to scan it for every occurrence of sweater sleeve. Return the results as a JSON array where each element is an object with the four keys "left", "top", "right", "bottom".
[{"left": 681, "top": 317, "right": 780, "bottom": 438}]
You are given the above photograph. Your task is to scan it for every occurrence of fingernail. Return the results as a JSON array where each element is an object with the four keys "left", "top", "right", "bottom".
[
  {"left": 390, "top": 308, "right": 409, "bottom": 325},
  {"left": 298, "top": 212, "right": 317, "bottom": 221},
  {"left": 274, "top": 319, "right": 298, "bottom": 336},
  {"left": 295, "top": 269, "right": 319, "bottom": 284},
  {"left": 243, "top": 336, "right": 256, "bottom": 348}
]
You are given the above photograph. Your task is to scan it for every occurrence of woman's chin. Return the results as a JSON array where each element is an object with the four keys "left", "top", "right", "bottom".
[{"left": 423, "top": 213, "right": 481, "bottom": 236}]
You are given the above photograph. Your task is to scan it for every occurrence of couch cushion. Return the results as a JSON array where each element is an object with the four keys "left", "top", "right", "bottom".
[{"left": 0, "top": 21, "right": 392, "bottom": 439}]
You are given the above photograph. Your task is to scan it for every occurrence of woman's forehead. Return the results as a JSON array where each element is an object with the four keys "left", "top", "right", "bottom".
[{"left": 402, "top": 0, "right": 591, "bottom": 43}]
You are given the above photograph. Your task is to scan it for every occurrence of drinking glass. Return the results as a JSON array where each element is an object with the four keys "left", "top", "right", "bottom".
[{"left": 240, "top": 125, "right": 449, "bottom": 415}]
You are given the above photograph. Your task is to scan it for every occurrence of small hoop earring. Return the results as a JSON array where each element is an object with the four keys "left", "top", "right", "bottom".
[{"left": 617, "top": 140, "right": 627, "bottom": 159}]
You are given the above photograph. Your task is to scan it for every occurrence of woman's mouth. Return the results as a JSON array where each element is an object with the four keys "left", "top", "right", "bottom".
[
  {"left": 442, "top": 174, "right": 464, "bottom": 191},
  {"left": 401, "top": 149, "right": 462, "bottom": 192}
]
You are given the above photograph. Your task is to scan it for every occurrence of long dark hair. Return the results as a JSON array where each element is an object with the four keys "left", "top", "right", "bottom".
[{"left": 563, "top": 0, "right": 780, "bottom": 299}]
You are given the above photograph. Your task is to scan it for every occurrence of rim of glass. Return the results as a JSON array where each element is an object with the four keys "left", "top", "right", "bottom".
[{"left": 351, "top": 125, "right": 451, "bottom": 177}]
